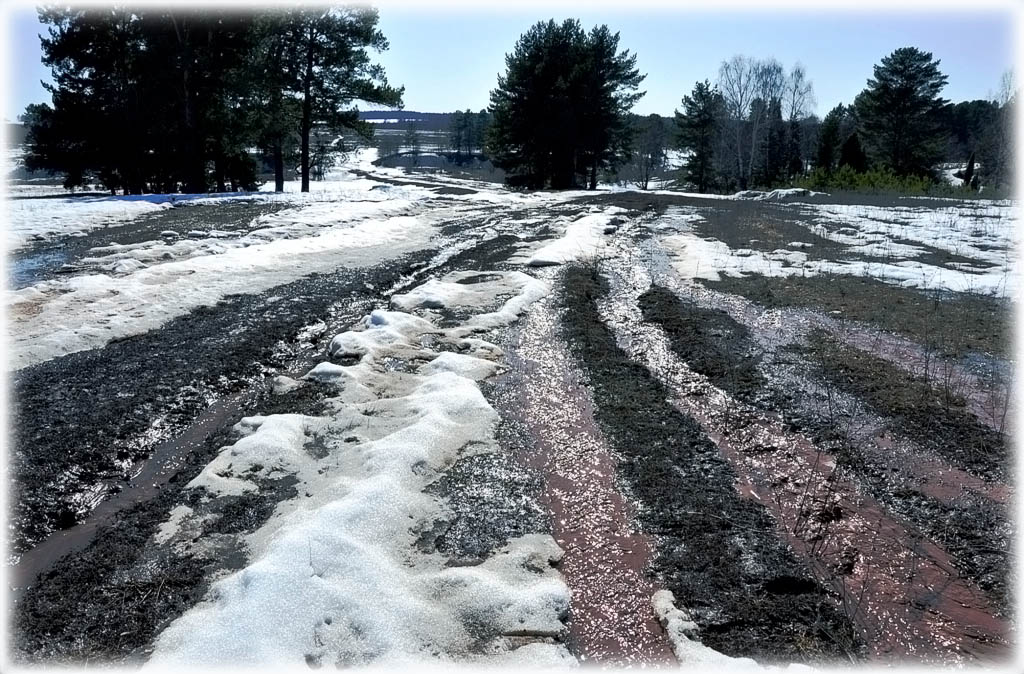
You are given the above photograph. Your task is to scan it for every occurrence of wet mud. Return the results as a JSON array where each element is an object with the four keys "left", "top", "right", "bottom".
[
  {"left": 597, "top": 253, "right": 1012, "bottom": 662},
  {"left": 558, "top": 265, "right": 860, "bottom": 664},
  {"left": 499, "top": 292, "right": 677, "bottom": 665}
]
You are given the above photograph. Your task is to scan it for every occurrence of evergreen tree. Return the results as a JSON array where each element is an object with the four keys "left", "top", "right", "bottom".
[
  {"left": 838, "top": 132, "right": 868, "bottom": 172},
  {"left": 962, "top": 150, "right": 976, "bottom": 189},
  {"left": 278, "top": 6, "right": 403, "bottom": 192},
  {"left": 32, "top": 7, "right": 147, "bottom": 193},
  {"left": 449, "top": 110, "right": 467, "bottom": 157},
  {"left": 403, "top": 123, "right": 421, "bottom": 165},
  {"left": 251, "top": 13, "right": 301, "bottom": 192},
  {"left": 674, "top": 80, "right": 722, "bottom": 193},
  {"left": 855, "top": 47, "right": 949, "bottom": 177},
  {"left": 978, "top": 71, "right": 1016, "bottom": 189},
  {"left": 487, "top": 19, "right": 644, "bottom": 189},
  {"left": 627, "top": 114, "right": 667, "bottom": 190},
  {"left": 815, "top": 104, "right": 845, "bottom": 173},
  {"left": 755, "top": 98, "right": 785, "bottom": 187},
  {"left": 785, "top": 119, "right": 804, "bottom": 178},
  {"left": 30, "top": 7, "right": 269, "bottom": 193}
]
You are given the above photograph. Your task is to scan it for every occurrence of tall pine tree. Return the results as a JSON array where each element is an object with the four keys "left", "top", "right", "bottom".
[
  {"left": 278, "top": 6, "right": 403, "bottom": 192},
  {"left": 855, "top": 47, "right": 949, "bottom": 177},
  {"left": 674, "top": 80, "right": 722, "bottom": 193},
  {"left": 487, "top": 19, "right": 644, "bottom": 190}
]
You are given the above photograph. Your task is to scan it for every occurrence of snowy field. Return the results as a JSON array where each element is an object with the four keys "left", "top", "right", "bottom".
[{"left": 659, "top": 199, "right": 1017, "bottom": 296}]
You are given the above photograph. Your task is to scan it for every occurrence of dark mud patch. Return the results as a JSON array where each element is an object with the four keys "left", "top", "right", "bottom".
[
  {"left": 558, "top": 265, "right": 860, "bottom": 664},
  {"left": 638, "top": 285, "right": 766, "bottom": 404},
  {"left": 694, "top": 202, "right": 845, "bottom": 260},
  {"left": 10, "top": 251, "right": 433, "bottom": 552},
  {"left": 884, "top": 489, "right": 1012, "bottom": 611},
  {"left": 702, "top": 275, "right": 1011, "bottom": 359},
  {"left": 433, "top": 234, "right": 525, "bottom": 271},
  {"left": 799, "top": 331, "right": 1008, "bottom": 481},
  {"left": 12, "top": 417, "right": 300, "bottom": 666},
  {"left": 421, "top": 450, "right": 549, "bottom": 562},
  {"left": 571, "top": 191, "right": 714, "bottom": 216},
  {"left": 433, "top": 186, "right": 478, "bottom": 196}
]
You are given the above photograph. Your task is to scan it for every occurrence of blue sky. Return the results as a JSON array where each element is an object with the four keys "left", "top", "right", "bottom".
[{"left": 4, "top": 5, "right": 1018, "bottom": 122}]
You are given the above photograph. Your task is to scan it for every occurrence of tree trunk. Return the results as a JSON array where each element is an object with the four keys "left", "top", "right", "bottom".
[
  {"left": 300, "top": 25, "right": 315, "bottom": 193},
  {"left": 214, "top": 144, "right": 226, "bottom": 192},
  {"left": 274, "top": 139, "right": 284, "bottom": 192},
  {"left": 589, "top": 162, "right": 597, "bottom": 190}
]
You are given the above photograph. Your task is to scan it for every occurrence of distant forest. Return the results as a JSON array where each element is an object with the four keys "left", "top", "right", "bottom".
[{"left": 17, "top": 8, "right": 1015, "bottom": 196}]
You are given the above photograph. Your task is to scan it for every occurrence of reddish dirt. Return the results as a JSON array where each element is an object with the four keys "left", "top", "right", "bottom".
[
  {"left": 603, "top": 290, "right": 1011, "bottom": 664},
  {"left": 840, "top": 326, "right": 1013, "bottom": 435},
  {"left": 501, "top": 304, "right": 677, "bottom": 665}
]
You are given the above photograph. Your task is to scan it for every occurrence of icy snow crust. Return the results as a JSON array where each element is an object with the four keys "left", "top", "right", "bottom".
[
  {"left": 6, "top": 149, "right": 598, "bottom": 370},
  {"left": 6, "top": 214, "right": 433, "bottom": 370},
  {"left": 146, "top": 270, "right": 577, "bottom": 668},
  {"left": 524, "top": 207, "right": 627, "bottom": 267},
  {"left": 659, "top": 200, "right": 1018, "bottom": 296}
]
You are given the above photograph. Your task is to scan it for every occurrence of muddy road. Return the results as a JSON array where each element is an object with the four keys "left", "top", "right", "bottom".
[{"left": 6, "top": 167, "right": 1015, "bottom": 667}]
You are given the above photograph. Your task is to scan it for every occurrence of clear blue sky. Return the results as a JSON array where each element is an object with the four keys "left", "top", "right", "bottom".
[{"left": 4, "top": 5, "right": 1018, "bottom": 122}]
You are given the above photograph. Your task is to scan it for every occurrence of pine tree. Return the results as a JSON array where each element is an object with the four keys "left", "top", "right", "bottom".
[
  {"left": 855, "top": 47, "right": 949, "bottom": 177},
  {"left": 627, "top": 114, "right": 667, "bottom": 190},
  {"left": 963, "top": 150, "right": 976, "bottom": 189},
  {"left": 785, "top": 119, "right": 803, "bottom": 178},
  {"left": 674, "top": 80, "right": 722, "bottom": 193},
  {"left": 449, "top": 110, "right": 467, "bottom": 157},
  {"left": 755, "top": 98, "right": 785, "bottom": 187},
  {"left": 487, "top": 19, "right": 644, "bottom": 190},
  {"left": 32, "top": 7, "right": 147, "bottom": 193},
  {"left": 403, "top": 123, "right": 420, "bottom": 166},
  {"left": 815, "top": 104, "right": 845, "bottom": 174},
  {"left": 838, "top": 132, "right": 868, "bottom": 172},
  {"left": 279, "top": 6, "right": 403, "bottom": 192}
]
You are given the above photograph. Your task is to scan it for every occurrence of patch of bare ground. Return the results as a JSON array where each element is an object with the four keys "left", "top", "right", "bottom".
[
  {"left": 701, "top": 274, "right": 1011, "bottom": 359},
  {"left": 595, "top": 263, "right": 1011, "bottom": 663},
  {"left": 650, "top": 274, "right": 1012, "bottom": 618},
  {"left": 800, "top": 331, "right": 1008, "bottom": 481}
]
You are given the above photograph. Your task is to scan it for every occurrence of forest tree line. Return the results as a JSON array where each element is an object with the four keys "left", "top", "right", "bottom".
[
  {"left": 634, "top": 49, "right": 1015, "bottom": 193},
  {"left": 20, "top": 10, "right": 1015, "bottom": 195},
  {"left": 21, "top": 6, "right": 402, "bottom": 194}
]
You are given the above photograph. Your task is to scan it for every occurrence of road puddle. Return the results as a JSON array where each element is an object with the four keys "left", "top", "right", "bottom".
[{"left": 496, "top": 291, "right": 676, "bottom": 665}]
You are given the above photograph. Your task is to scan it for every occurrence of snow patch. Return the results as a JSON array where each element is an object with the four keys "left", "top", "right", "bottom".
[
  {"left": 733, "top": 188, "right": 827, "bottom": 202},
  {"left": 525, "top": 212, "right": 619, "bottom": 266},
  {"left": 148, "top": 268, "right": 569, "bottom": 667}
]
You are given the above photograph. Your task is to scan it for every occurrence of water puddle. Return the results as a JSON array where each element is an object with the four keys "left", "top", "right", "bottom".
[{"left": 497, "top": 289, "right": 676, "bottom": 665}]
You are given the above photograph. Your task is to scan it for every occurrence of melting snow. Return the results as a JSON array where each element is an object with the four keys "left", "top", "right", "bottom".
[
  {"left": 147, "top": 269, "right": 571, "bottom": 668},
  {"left": 525, "top": 209, "right": 625, "bottom": 267},
  {"left": 658, "top": 203, "right": 1017, "bottom": 296}
]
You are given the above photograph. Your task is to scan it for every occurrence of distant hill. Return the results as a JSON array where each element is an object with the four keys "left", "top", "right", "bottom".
[{"left": 358, "top": 110, "right": 463, "bottom": 132}]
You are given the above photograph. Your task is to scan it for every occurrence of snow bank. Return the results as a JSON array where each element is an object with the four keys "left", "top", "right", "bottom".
[
  {"left": 391, "top": 269, "right": 552, "bottom": 336},
  {"left": 524, "top": 210, "right": 624, "bottom": 266},
  {"left": 148, "top": 268, "right": 568, "bottom": 668},
  {"left": 6, "top": 195, "right": 176, "bottom": 250},
  {"left": 6, "top": 214, "right": 435, "bottom": 371},
  {"left": 805, "top": 200, "right": 1016, "bottom": 269},
  {"left": 733, "top": 188, "right": 827, "bottom": 202}
]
